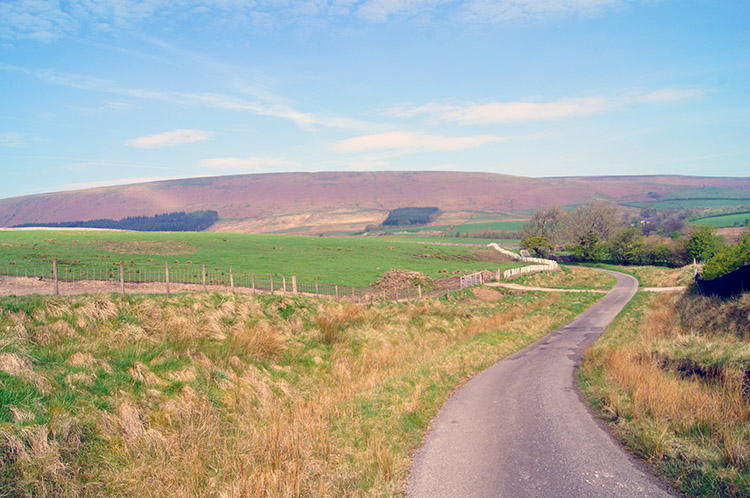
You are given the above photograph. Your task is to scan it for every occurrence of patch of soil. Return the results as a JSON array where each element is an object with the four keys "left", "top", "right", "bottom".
[
  {"left": 371, "top": 269, "right": 434, "bottom": 291},
  {"left": 471, "top": 286, "right": 504, "bottom": 302}
]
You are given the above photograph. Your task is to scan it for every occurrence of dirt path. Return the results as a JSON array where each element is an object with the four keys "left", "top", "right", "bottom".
[{"left": 486, "top": 282, "right": 608, "bottom": 293}]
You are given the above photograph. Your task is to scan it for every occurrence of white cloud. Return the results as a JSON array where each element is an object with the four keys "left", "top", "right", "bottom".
[
  {"left": 126, "top": 129, "right": 214, "bottom": 148},
  {"left": 333, "top": 130, "right": 530, "bottom": 153},
  {"left": 391, "top": 97, "right": 612, "bottom": 124},
  {"left": 628, "top": 88, "right": 706, "bottom": 104},
  {"left": 389, "top": 88, "right": 704, "bottom": 125},
  {"left": 198, "top": 156, "right": 302, "bottom": 170}
]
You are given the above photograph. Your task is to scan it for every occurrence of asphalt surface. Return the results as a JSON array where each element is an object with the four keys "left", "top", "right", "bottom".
[{"left": 407, "top": 270, "right": 678, "bottom": 498}]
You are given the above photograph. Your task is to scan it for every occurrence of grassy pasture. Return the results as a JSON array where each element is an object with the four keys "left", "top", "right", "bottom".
[
  {"left": 0, "top": 230, "right": 522, "bottom": 288},
  {"left": 627, "top": 199, "right": 750, "bottom": 210},
  {"left": 0, "top": 289, "right": 601, "bottom": 496},
  {"left": 661, "top": 187, "right": 750, "bottom": 201},
  {"left": 692, "top": 212, "right": 750, "bottom": 228}
]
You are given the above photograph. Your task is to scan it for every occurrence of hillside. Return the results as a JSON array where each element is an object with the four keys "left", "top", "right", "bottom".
[{"left": 0, "top": 172, "right": 749, "bottom": 234}]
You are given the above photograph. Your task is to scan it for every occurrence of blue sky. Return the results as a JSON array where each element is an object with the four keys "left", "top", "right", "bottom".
[{"left": 0, "top": 0, "right": 748, "bottom": 200}]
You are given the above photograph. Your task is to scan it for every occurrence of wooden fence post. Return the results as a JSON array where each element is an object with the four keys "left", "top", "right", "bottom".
[
  {"left": 202, "top": 263, "right": 206, "bottom": 292},
  {"left": 252, "top": 273, "right": 256, "bottom": 293},
  {"left": 282, "top": 275, "right": 287, "bottom": 294},
  {"left": 229, "top": 266, "right": 234, "bottom": 293},
  {"left": 52, "top": 259, "right": 59, "bottom": 296},
  {"left": 270, "top": 274, "right": 274, "bottom": 293},
  {"left": 315, "top": 281, "right": 319, "bottom": 297},
  {"left": 165, "top": 262, "right": 170, "bottom": 298},
  {"left": 335, "top": 285, "right": 339, "bottom": 300},
  {"left": 120, "top": 261, "right": 125, "bottom": 298},
  {"left": 418, "top": 284, "right": 422, "bottom": 298},
  {"left": 292, "top": 275, "right": 297, "bottom": 294}
]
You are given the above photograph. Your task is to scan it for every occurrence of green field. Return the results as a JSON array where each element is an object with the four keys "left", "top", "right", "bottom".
[
  {"left": 627, "top": 199, "right": 750, "bottom": 210},
  {"left": 691, "top": 211, "right": 750, "bottom": 228},
  {"left": 374, "top": 220, "right": 524, "bottom": 234},
  {"left": 0, "top": 230, "right": 522, "bottom": 287},
  {"left": 661, "top": 187, "right": 750, "bottom": 201}
]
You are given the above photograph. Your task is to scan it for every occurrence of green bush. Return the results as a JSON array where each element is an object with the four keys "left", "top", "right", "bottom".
[{"left": 701, "top": 232, "right": 750, "bottom": 279}]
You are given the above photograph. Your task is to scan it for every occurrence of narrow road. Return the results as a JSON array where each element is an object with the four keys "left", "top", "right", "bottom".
[{"left": 407, "top": 270, "right": 677, "bottom": 498}]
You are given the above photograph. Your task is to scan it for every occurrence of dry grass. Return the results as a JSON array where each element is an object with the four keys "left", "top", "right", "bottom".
[
  {"left": 0, "top": 289, "right": 600, "bottom": 497},
  {"left": 511, "top": 265, "right": 617, "bottom": 290},
  {"left": 580, "top": 291, "right": 750, "bottom": 496}
]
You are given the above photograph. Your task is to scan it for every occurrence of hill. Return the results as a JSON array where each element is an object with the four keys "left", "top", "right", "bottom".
[{"left": 0, "top": 172, "right": 749, "bottom": 234}]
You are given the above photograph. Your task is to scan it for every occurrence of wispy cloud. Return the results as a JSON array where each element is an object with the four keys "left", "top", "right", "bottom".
[
  {"left": 0, "top": 132, "right": 38, "bottom": 147},
  {"left": 126, "top": 129, "right": 214, "bottom": 148},
  {"left": 0, "top": 0, "right": 635, "bottom": 41},
  {"left": 463, "top": 0, "right": 626, "bottom": 23},
  {"left": 0, "top": 64, "right": 375, "bottom": 131},
  {"left": 388, "top": 88, "right": 704, "bottom": 125},
  {"left": 333, "top": 130, "right": 543, "bottom": 153},
  {"left": 389, "top": 97, "right": 611, "bottom": 124},
  {"left": 198, "top": 156, "right": 302, "bottom": 170},
  {"left": 357, "top": 0, "right": 451, "bottom": 22}
]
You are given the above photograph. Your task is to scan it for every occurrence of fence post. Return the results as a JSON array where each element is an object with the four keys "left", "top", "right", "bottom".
[
  {"left": 165, "top": 262, "right": 170, "bottom": 298},
  {"left": 270, "top": 274, "right": 274, "bottom": 293},
  {"left": 315, "top": 281, "right": 319, "bottom": 297},
  {"left": 418, "top": 284, "right": 422, "bottom": 298},
  {"left": 496, "top": 269, "right": 501, "bottom": 281},
  {"left": 292, "top": 275, "right": 297, "bottom": 294},
  {"left": 52, "top": 259, "right": 59, "bottom": 296},
  {"left": 202, "top": 263, "right": 206, "bottom": 292},
  {"left": 229, "top": 266, "right": 234, "bottom": 293},
  {"left": 282, "top": 274, "right": 287, "bottom": 294},
  {"left": 120, "top": 261, "right": 125, "bottom": 298},
  {"left": 252, "top": 273, "right": 256, "bottom": 293},
  {"left": 335, "top": 285, "right": 339, "bottom": 300}
]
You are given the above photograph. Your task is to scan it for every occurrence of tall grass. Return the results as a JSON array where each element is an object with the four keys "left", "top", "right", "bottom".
[
  {"left": 580, "top": 291, "right": 750, "bottom": 496},
  {"left": 0, "top": 289, "right": 600, "bottom": 497}
]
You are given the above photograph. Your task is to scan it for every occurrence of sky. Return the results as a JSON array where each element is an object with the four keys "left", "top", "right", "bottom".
[{"left": 0, "top": 0, "right": 748, "bottom": 200}]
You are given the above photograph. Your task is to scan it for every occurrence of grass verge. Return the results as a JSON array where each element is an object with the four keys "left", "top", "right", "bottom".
[
  {"left": 582, "top": 263, "right": 695, "bottom": 288},
  {"left": 509, "top": 265, "right": 616, "bottom": 290},
  {"left": 578, "top": 291, "right": 750, "bottom": 497},
  {"left": 0, "top": 289, "right": 600, "bottom": 497}
]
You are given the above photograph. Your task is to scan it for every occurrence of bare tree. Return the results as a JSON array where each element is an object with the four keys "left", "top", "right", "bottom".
[
  {"left": 520, "top": 205, "right": 566, "bottom": 245},
  {"left": 563, "top": 203, "right": 624, "bottom": 260}
]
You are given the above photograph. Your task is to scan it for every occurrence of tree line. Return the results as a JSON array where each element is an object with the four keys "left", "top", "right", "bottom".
[
  {"left": 519, "top": 203, "right": 735, "bottom": 269},
  {"left": 13, "top": 210, "right": 219, "bottom": 232}
]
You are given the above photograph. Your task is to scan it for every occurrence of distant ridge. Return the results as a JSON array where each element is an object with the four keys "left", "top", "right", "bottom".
[{"left": 0, "top": 171, "right": 748, "bottom": 234}]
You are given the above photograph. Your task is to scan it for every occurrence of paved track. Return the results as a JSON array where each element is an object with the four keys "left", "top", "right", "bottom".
[{"left": 408, "top": 270, "right": 678, "bottom": 498}]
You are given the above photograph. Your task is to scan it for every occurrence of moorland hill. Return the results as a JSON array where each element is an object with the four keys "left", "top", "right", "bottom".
[{"left": 1, "top": 171, "right": 748, "bottom": 234}]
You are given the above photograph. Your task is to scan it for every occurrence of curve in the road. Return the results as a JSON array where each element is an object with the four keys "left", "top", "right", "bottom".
[{"left": 407, "top": 270, "right": 678, "bottom": 498}]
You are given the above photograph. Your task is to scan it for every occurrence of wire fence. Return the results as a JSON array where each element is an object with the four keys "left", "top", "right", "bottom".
[{"left": 0, "top": 260, "right": 502, "bottom": 304}]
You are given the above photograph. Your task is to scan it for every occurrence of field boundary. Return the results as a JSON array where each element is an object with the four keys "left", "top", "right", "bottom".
[
  {"left": 0, "top": 259, "right": 510, "bottom": 303},
  {"left": 487, "top": 243, "right": 559, "bottom": 278}
]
